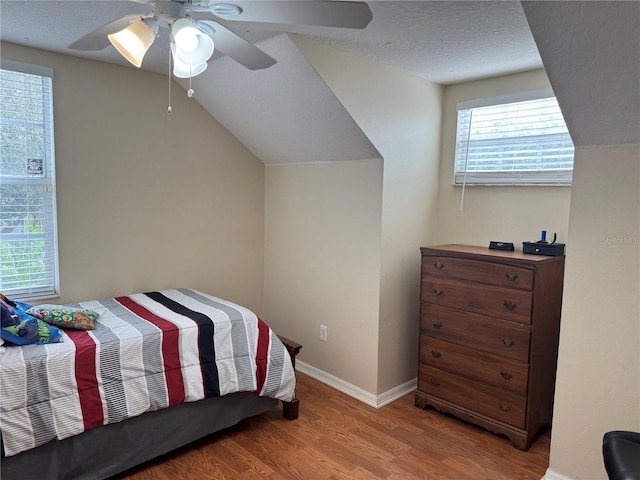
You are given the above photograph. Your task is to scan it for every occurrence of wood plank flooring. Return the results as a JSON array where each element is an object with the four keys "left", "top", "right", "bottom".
[{"left": 117, "top": 372, "right": 550, "bottom": 479}]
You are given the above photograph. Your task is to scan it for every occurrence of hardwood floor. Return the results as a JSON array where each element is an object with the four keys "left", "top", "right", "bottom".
[{"left": 117, "top": 372, "right": 550, "bottom": 479}]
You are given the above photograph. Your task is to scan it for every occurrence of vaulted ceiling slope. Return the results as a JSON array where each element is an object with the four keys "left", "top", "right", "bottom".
[
  {"left": 522, "top": 1, "right": 640, "bottom": 147},
  {"left": 0, "top": 1, "right": 546, "bottom": 165}
]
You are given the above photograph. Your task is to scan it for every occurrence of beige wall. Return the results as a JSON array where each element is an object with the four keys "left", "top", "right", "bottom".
[
  {"left": 547, "top": 145, "right": 640, "bottom": 480},
  {"left": 272, "top": 37, "right": 443, "bottom": 395},
  {"left": 436, "top": 70, "right": 572, "bottom": 248},
  {"left": 264, "top": 160, "right": 384, "bottom": 393},
  {"left": 1, "top": 43, "right": 265, "bottom": 311}
]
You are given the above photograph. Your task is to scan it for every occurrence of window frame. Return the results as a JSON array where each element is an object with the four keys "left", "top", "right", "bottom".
[
  {"left": 0, "top": 59, "right": 60, "bottom": 302},
  {"left": 453, "top": 89, "right": 574, "bottom": 187}
]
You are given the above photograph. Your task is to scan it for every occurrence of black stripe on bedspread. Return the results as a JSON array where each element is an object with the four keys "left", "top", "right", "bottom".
[
  {"left": 144, "top": 291, "right": 220, "bottom": 397},
  {"left": 178, "top": 289, "right": 256, "bottom": 393}
]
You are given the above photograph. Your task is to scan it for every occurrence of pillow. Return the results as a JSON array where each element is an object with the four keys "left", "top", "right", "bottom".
[
  {"left": 26, "top": 305, "right": 98, "bottom": 331},
  {"left": 1, "top": 301, "right": 63, "bottom": 345}
]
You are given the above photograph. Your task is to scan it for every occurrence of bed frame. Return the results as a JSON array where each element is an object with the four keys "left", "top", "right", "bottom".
[{"left": 0, "top": 337, "right": 302, "bottom": 480}]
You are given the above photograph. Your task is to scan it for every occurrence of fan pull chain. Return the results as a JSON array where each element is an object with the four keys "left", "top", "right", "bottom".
[
  {"left": 167, "top": 48, "right": 172, "bottom": 115},
  {"left": 187, "top": 71, "right": 195, "bottom": 98}
]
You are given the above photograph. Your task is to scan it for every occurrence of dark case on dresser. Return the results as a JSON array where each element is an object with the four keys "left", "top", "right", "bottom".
[{"left": 415, "top": 244, "right": 565, "bottom": 450}]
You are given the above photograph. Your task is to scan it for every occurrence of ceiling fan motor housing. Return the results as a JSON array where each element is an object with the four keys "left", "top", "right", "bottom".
[{"left": 151, "top": 1, "right": 186, "bottom": 28}]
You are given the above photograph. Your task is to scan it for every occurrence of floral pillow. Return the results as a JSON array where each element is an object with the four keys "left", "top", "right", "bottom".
[
  {"left": 26, "top": 305, "right": 98, "bottom": 331},
  {"left": 1, "top": 301, "right": 63, "bottom": 346}
]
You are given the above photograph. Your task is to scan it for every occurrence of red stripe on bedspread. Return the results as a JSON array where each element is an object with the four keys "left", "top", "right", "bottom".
[
  {"left": 116, "top": 296, "right": 186, "bottom": 406},
  {"left": 255, "top": 317, "right": 270, "bottom": 394},
  {"left": 67, "top": 331, "right": 104, "bottom": 431}
]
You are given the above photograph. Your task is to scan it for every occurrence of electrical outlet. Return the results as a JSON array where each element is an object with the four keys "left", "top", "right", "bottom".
[{"left": 320, "top": 325, "right": 328, "bottom": 342}]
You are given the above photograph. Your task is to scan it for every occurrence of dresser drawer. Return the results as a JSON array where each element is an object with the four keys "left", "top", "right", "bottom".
[
  {"left": 420, "top": 304, "right": 530, "bottom": 362},
  {"left": 420, "top": 337, "right": 529, "bottom": 395},
  {"left": 422, "top": 277, "right": 533, "bottom": 324},
  {"left": 422, "top": 256, "right": 534, "bottom": 290},
  {"left": 418, "top": 365, "right": 526, "bottom": 429}
]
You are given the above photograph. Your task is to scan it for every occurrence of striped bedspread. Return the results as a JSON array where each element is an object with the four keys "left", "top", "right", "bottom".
[{"left": 0, "top": 289, "right": 296, "bottom": 457}]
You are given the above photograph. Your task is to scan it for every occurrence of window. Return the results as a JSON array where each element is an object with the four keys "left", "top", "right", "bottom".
[
  {"left": 0, "top": 60, "right": 59, "bottom": 301},
  {"left": 454, "top": 90, "right": 574, "bottom": 186}
]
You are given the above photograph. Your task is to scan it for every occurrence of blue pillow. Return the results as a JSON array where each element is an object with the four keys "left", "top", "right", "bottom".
[{"left": 1, "top": 300, "right": 63, "bottom": 345}]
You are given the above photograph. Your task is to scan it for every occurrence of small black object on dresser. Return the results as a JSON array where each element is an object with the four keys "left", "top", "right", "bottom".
[
  {"left": 523, "top": 241, "right": 566, "bottom": 256},
  {"left": 489, "top": 241, "right": 515, "bottom": 251}
]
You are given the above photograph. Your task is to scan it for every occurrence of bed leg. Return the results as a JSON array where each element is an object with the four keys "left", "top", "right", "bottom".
[{"left": 282, "top": 397, "right": 299, "bottom": 420}]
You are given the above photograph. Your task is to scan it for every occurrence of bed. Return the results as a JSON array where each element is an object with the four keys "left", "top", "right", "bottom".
[{"left": 0, "top": 288, "right": 300, "bottom": 480}]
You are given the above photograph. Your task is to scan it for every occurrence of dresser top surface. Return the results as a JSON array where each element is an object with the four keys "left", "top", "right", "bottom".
[{"left": 421, "top": 244, "right": 565, "bottom": 265}]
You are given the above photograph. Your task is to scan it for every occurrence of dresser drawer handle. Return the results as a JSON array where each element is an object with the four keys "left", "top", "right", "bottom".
[
  {"left": 431, "top": 320, "right": 443, "bottom": 329},
  {"left": 498, "top": 403, "right": 511, "bottom": 413},
  {"left": 505, "top": 272, "right": 519, "bottom": 281},
  {"left": 502, "top": 338, "right": 515, "bottom": 348},
  {"left": 433, "top": 262, "right": 445, "bottom": 270},
  {"left": 432, "top": 287, "right": 444, "bottom": 296},
  {"left": 430, "top": 379, "right": 440, "bottom": 387},
  {"left": 503, "top": 300, "right": 517, "bottom": 311},
  {"left": 431, "top": 350, "right": 442, "bottom": 359},
  {"left": 500, "top": 371, "right": 513, "bottom": 380}
]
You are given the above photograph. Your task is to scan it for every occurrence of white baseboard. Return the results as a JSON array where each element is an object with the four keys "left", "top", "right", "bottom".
[
  {"left": 541, "top": 468, "right": 574, "bottom": 480},
  {"left": 377, "top": 377, "right": 417, "bottom": 407},
  {"left": 295, "top": 360, "right": 416, "bottom": 409}
]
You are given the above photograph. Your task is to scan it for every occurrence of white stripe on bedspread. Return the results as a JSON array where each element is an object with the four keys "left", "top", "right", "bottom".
[{"left": 46, "top": 335, "right": 84, "bottom": 441}]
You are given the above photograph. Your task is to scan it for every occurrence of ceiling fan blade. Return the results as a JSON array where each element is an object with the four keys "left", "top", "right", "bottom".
[
  {"left": 68, "top": 14, "right": 145, "bottom": 51},
  {"left": 210, "top": 1, "right": 373, "bottom": 29},
  {"left": 200, "top": 21, "right": 276, "bottom": 70}
]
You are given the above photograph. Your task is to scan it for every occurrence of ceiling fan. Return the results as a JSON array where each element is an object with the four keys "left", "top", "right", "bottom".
[{"left": 68, "top": 1, "right": 373, "bottom": 77}]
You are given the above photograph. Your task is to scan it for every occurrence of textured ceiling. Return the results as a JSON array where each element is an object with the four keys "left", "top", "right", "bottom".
[
  {"left": 0, "top": 1, "right": 542, "bottom": 83},
  {"left": 0, "top": 1, "right": 546, "bottom": 164}
]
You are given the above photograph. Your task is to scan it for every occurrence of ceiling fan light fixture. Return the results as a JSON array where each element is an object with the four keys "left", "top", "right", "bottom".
[
  {"left": 171, "top": 42, "right": 208, "bottom": 78},
  {"left": 108, "top": 18, "right": 158, "bottom": 68},
  {"left": 172, "top": 18, "right": 199, "bottom": 52},
  {"left": 171, "top": 18, "right": 215, "bottom": 66}
]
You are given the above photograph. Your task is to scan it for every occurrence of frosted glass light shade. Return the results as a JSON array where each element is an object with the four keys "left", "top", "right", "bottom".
[
  {"left": 108, "top": 19, "right": 157, "bottom": 68},
  {"left": 171, "top": 18, "right": 214, "bottom": 66},
  {"left": 171, "top": 43, "right": 208, "bottom": 78}
]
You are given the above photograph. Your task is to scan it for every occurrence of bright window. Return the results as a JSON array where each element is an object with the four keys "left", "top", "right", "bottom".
[
  {"left": 0, "top": 60, "right": 59, "bottom": 301},
  {"left": 454, "top": 91, "right": 574, "bottom": 186}
]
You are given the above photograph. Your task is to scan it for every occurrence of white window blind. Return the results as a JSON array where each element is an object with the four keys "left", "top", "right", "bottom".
[
  {"left": 454, "top": 93, "right": 574, "bottom": 186},
  {"left": 0, "top": 60, "right": 59, "bottom": 301}
]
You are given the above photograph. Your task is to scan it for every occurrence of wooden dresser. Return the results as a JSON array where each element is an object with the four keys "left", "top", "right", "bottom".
[{"left": 415, "top": 244, "right": 564, "bottom": 450}]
